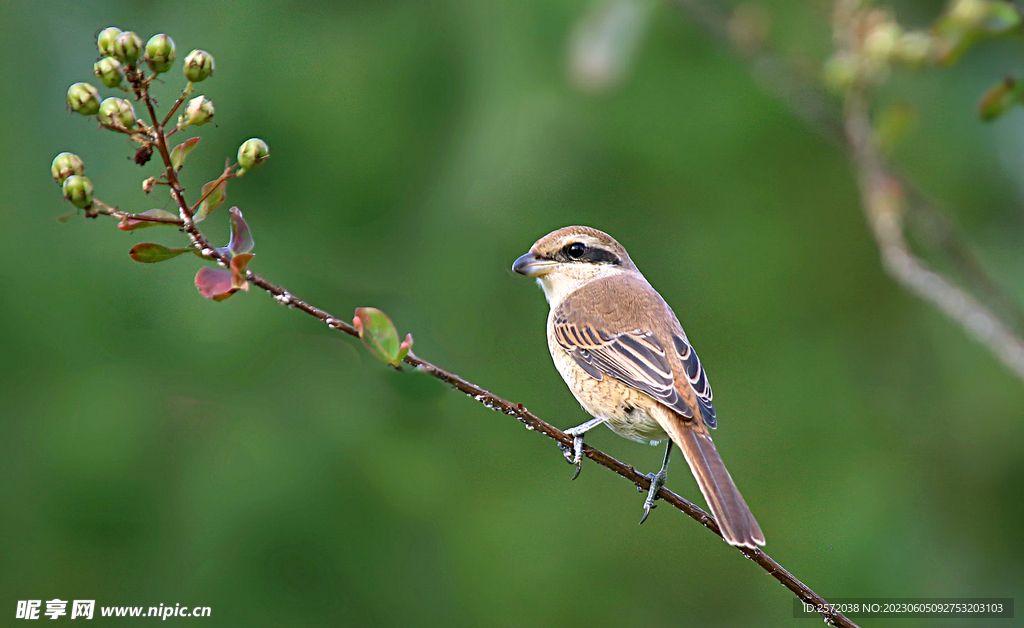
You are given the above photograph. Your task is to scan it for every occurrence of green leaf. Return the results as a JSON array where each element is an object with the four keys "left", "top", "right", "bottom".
[
  {"left": 129, "top": 242, "right": 194, "bottom": 263},
  {"left": 169, "top": 137, "right": 200, "bottom": 171},
  {"left": 978, "top": 76, "right": 1024, "bottom": 121},
  {"left": 352, "top": 307, "right": 412, "bottom": 367},
  {"left": 117, "top": 208, "right": 179, "bottom": 231},
  {"left": 194, "top": 178, "right": 227, "bottom": 222}
]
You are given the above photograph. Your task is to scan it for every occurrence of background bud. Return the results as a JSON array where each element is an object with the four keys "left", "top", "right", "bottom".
[
  {"left": 237, "top": 138, "right": 270, "bottom": 172},
  {"left": 97, "top": 27, "right": 121, "bottom": 57},
  {"left": 113, "top": 31, "right": 143, "bottom": 64},
  {"left": 893, "top": 32, "right": 934, "bottom": 67},
  {"left": 98, "top": 98, "right": 137, "bottom": 129},
  {"left": 67, "top": 82, "right": 101, "bottom": 116},
  {"left": 183, "top": 50, "right": 215, "bottom": 82},
  {"left": 145, "top": 34, "right": 176, "bottom": 73},
  {"left": 51, "top": 153, "right": 84, "bottom": 185},
  {"left": 93, "top": 57, "right": 124, "bottom": 88},
  {"left": 183, "top": 96, "right": 214, "bottom": 126},
  {"left": 62, "top": 175, "right": 94, "bottom": 209}
]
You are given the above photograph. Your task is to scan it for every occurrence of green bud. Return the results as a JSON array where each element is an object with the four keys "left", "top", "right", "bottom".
[
  {"left": 51, "top": 152, "right": 84, "bottom": 185},
  {"left": 67, "top": 82, "right": 101, "bottom": 116},
  {"left": 113, "top": 30, "right": 143, "bottom": 64},
  {"left": 98, "top": 97, "right": 137, "bottom": 129},
  {"left": 823, "top": 53, "right": 860, "bottom": 93},
  {"left": 237, "top": 138, "right": 270, "bottom": 173},
  {"left": 93, "top": 57, "right": 124, "bottom": 88},
  {"left": 863, "top": 21, "right": 902, "bottom": 64},
  {"left": 182, "top": 49, "right": 214, "bottom": 82},
  {"left": 62, "top": 175, "right": 94, "bottom": 209},
  {"left": 893, "top": 32, "right": 934, "bottom": 67},
  {"left": 145, "top": 34, "right": 176, "bottom": 73},
  {"left": 97, "top": 27, "right": 122, "bottom": 57},
  {"left": 949, "top": 0, "right": 987, "bottom": 29},
  {"left": 183, "top": 95, "right": 214, "bottom": 126}
]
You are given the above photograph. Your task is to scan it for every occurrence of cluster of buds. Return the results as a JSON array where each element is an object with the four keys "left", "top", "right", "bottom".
[{"left": 824, "top": 9, "right": 935, "bottom": 93}]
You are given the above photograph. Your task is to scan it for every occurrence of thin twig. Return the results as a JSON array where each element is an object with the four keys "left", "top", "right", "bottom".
[
  {"left": 671, "top": 0, "right": 1024, "bottom": 386},
  {"left": 90, "top": 61, "right": 861, "bottom": 628}
]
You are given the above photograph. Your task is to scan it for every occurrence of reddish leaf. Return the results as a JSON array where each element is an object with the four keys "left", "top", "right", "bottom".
[
  {"left": 225, "top": 207, "right": 254, "bottom": 255},
  {"left": 229, "top": 253, "right": 255, "bottom": 291},
  {"left": 194, "top": 178, "right": 227, "bottom": 222},
  {"left": 118, "top": 208, "right": 179, "bottom": 231},
  {"left": 129, "top": 242, "right": 194, "bottom": 263},
  {"left": 169, "top": 137, "right": 200, "bottom": 171},
  {"left": 195, "top": 267, "right": 235, "bottom": 300}
]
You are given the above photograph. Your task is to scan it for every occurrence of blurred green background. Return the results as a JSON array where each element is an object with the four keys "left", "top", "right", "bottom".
[{"left": 2, "top": 0, "right": 1022, "bottom": 626}]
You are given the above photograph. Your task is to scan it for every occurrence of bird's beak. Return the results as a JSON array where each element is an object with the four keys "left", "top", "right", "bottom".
[{"left": 513, "top": 252, "right": 555, "bottom": 277}]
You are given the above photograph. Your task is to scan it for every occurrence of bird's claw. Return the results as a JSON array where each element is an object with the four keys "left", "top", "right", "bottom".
[
  {"left": 559, "top": 434, "right": 585, "bottom": 480},
  {"left": 639, "top": 471, "right": 665, "bottom": 525}
]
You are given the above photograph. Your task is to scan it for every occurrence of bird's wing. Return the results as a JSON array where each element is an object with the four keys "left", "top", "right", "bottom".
[
  {"left": 671, "top": 333, "right": 716, "bottom": 429},
  {"left": 551, "top": 308, "right": 696, "bottom": 420}
]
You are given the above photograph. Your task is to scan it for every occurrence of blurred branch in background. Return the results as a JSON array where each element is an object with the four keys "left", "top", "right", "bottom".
[
  {"left": 57, "top": 27, "right": 858, "bottom": 628},
  {"left": 834, "top": 0, "right": 1024, "bottom": 382},
  {"left": 639, "top": 0, "right": 1024, "bottom": 383}
]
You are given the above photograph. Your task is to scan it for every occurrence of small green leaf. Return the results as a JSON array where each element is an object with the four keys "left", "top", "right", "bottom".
[
  {"left": 353, "top": 307, "right": 410, "bottom": 367},
  {"left": 118, "top": 208, "right": 179, "bottom": 231},
  {"left": 169, "top": 137, "right": 200, "bottom": 171},
  {"left": 194, "top": 178, "right": 226, "bottom": 222},
  {"left": 978, "top": 76, "right": 1024, "bottom": 121},
  {"left": 129, "top": 242, "right": 194, "bottom": 263}
]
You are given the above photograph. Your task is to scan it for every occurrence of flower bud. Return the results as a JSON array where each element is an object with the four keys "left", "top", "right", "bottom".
[
  {"left": 182, "top": 49, "right": 215, "bottom": 82},
  {"left": 823, "top": 52, "right": 860, "bottom": 93},
  {"left": 113, "top": 30, "right": 143, "bottom": 64},
  {"left": 183, "top": 96, "right": 214, "bottom": 126},
  {"left": 67, "top": 82, "right": 101, "bottom": 116},
  {"left": 98, "top": 97, "right": 137, "bottom": 129},
  {"left": 51, "top": 152, "right": 84, "bottom": 185},
  {"left": 93, "top": 57, "right": 124, "bottom": 88},
  {"left": 145, "top": 34, "right": 176, "bottom": 73},
  {"left": 237, "top": 138, "right": 270, "bottom": 172},
  {"left": 893, "top": 32, "right": 934, "bottom": 67},
  {"left": 863, "top": 21, "right": 902, "bottom": 64},
  {"left": 949, "top": 0, "right": 987, "bottom": 29},
  {"left": 97, "top": 27, "right": 122, "bottom": 57},
  {"left": 62, "top": 175, "right": 94, "bottom": 209}
]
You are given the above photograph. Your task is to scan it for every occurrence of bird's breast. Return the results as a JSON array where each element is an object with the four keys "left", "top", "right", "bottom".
[{"left": 546, "top": 319, "right": 667, "bottom": 445}]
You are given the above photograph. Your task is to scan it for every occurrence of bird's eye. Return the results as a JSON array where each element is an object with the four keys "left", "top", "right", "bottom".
[{"left": 565, "top": 243, "right": 586, "bottom": 259}]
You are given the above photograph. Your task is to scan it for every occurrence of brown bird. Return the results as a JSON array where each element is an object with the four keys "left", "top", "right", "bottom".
[{"left": 513, "top": 226, "right": 764, "bottom": 548}]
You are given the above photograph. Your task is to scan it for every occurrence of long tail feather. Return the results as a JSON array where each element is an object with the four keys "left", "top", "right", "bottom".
[{"left": 668, "top": 421, "right": 765, "bottom": 548}]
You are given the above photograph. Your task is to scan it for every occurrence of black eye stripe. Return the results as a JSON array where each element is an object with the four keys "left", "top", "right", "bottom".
[{"left": 555, "top": 242, "right": 621, "bottom": 265}]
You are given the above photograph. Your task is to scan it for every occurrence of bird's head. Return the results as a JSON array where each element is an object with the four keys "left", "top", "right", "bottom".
[{"left": 513, "top": 226, "right": 638, "bottom": 304}]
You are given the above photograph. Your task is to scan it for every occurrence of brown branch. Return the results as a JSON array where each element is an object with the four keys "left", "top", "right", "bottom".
[
  {"left": 87, "top": 61, "right": 862, "bottom": 628},
  {"left": 670, "top": 0, "right": 1024, "bottom": 386}
]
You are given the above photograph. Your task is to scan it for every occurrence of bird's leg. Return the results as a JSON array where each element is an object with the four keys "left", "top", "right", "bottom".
[
  {"left": 558, "top": 417, "right": 606, "bottom": 480},
  {"left": 639, "top": 441, "right": 673, "bottom": 524}
]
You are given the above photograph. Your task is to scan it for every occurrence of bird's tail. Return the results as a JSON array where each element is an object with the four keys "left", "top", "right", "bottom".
[{"left": 667, "top": 420, "right": 765, "bottom": 548}]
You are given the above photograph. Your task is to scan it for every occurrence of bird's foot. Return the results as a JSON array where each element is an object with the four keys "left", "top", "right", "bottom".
[
  {"left": 639, "top": 470, "right": 667, "bottom": 525},
  {"left": 558, "top": 430, "right": 586, "bottom": 481}
]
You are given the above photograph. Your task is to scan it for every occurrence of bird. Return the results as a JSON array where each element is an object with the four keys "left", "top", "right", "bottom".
[{"left": 512, "top": 225, "right": 764, "bottom": 548}]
